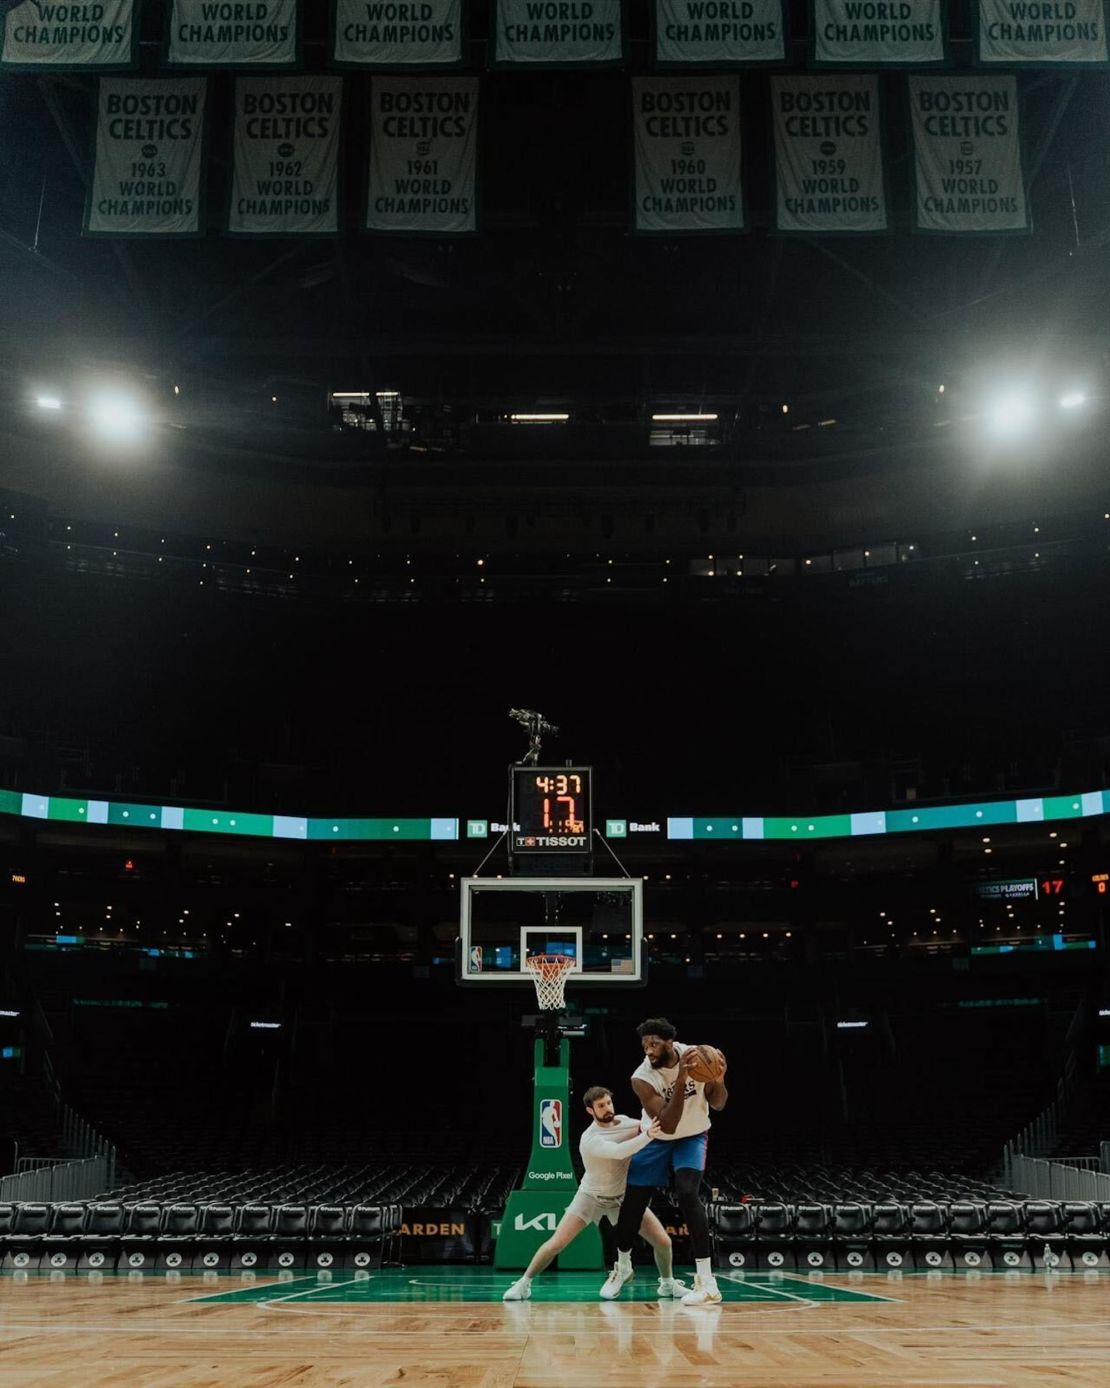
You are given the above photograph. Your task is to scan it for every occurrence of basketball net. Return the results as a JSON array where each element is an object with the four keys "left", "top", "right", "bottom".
[{"left": 524, "top": 953, "right": 575, "bottom": 1012}]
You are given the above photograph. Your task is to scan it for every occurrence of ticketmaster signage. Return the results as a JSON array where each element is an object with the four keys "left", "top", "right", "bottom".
[
  {"left": 812, "top": 0, "right": 946, "bottom": 64},
  {"left": 772, "top": 75, "right": 887, "bottom": 233},
  {"left": 1, "top": 0, "right": 138, "bottom": 69},
  {"left": 909, "top": 75, "right": 1028, "bottom": 232},
  {"left": 494, "top": 0, "right": 623, "bottom": 64},
  {"left": 975, "top": 0, "right": 1108, "bottom": 64},
  {"left": 654, "top": 0, "right": 784, "bottom": 64},
  {"left": 366, "top": 76, "right": 478, "bottom": 233},
  {"left": 228, "top": 76, "right": 342, "bottom": 234},
  {"left": 167, "top": 0, "right": 298, "bottom": 67},
  {"left": 332, "top": 0, "right": 463, "bottom": 65},
  {"left": 633, "top": 77, "right": 743, "bottom": 234},
  {"left": 85, "top": 78, "right": 207, "bottom": 236}
]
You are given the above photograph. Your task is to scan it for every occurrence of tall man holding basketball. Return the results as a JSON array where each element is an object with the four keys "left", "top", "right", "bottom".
[{"left": 603, "top": 1017, "right": 728, "bottom": 1306}]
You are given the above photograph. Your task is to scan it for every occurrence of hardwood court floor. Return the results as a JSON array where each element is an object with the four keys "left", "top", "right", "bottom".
[{"left": 0, "top": 1267, "right": 1108, "bottom": 1386}]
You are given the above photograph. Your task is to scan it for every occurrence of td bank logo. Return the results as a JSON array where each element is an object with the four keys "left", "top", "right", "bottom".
[{"left": 515, "top": 1211, "right": 557, "bottom": 1232}]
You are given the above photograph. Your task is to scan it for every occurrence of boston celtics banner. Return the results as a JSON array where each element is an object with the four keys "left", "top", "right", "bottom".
[
  {"left": 493, "top": 0, "right": 623, "bottom": 64},
  {"left": 85, "top": 78, "right": 206, "bottom": 236},
  {"left": 633, "top": 77, "right": 743, "bottom": 234},
  {"left": 976, "top": 0, "right": 1107, "bottom": 64},
  {"left": 332, "top": 0, "right": 463, "bottom": 65},
  {"left": 812, "top": 0, "right": 946, "bottom": 65},
  {"left": 654, "top": 0, "right": 784, "bottom": 64},
  {"left": 167, "top": 0, "right": 298, "bottom": 67},
  {"left": 228, "top": 76, "right": 342, "bottom": 235},
  {"left": 1, "top": 0, "right": 138, "bottom": 69},
  {"left": 366, "top": 76, "right": 477, "bottom": 233},
  {"left": 772, "top": 75, "right": 886, "bottom": 233},
  {"left": 909, "top": 75, "right": 1028, "bottom": 233}
]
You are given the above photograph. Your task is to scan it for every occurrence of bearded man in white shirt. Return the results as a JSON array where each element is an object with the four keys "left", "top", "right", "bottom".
[{"left": 502, "top": 1085, "right": 687, "bottom": 1301}]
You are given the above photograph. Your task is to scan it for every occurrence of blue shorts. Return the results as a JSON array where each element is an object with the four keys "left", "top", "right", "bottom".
[{"left": 626, "top": 1133, "right": 708, "bottom": 1187}]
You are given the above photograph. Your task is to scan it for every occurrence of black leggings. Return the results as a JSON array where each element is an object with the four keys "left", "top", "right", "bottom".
[{"left": 614, "top": 1168, "right": 712, "bottom": 1261}]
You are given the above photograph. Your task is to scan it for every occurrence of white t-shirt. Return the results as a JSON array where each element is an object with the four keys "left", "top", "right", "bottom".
[
  {"left": 632, "top": 1040, "right": 712, "bottom": 1141},
  {"left": 578, "top": 1116, "right": 654, "bottom": 1197}
]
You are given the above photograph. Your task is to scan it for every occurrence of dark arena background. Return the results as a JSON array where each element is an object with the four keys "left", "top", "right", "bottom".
[{"left": 4, "top": 1, "right": 1110, "bottom": 1382}]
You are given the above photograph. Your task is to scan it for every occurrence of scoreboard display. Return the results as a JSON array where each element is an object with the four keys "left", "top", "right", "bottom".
[{"left": 510, "top": 766, "right": 592, "bottom": 856}]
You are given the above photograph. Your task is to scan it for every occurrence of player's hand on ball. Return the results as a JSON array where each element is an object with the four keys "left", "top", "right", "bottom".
[{"left": 647, "top": 1118, "right": 663, "bottom": 1139}]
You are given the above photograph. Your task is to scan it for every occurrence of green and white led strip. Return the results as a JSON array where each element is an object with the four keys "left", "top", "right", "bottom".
[
  {"left": 2, "top": 786, "right": 1107, "bottom": 844},
  {"left": 0, "top": 789, "right": 456, "bottom": 842},
  {"left": 667, "top": 790, "right": 1110, "bottom": 840}
]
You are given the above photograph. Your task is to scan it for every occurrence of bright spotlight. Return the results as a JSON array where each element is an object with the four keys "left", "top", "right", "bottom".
[
  {"left": 35, "top": 395, "right": 62, "bottom": 411},
  {"left": 88, "top": 392, "right": 142, "bottom": 442},
  {"left": 986, "top": 392, "right": 1035, "bottom": 436},
  {"left": 1059, "top": 391, "right": 1086, "bottom": 409}
]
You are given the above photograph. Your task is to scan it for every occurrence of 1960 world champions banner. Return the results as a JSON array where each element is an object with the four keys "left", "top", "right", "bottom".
[{"left": 632, "top": 76, "right": 744, "bottom": 234}]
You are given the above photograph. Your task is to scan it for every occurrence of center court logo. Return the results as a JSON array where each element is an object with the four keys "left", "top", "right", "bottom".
[{"left": 539, "top": 1098, "right": 562, "bottom": 1148}]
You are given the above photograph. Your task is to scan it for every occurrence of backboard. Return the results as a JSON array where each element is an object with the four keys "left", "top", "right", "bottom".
[{"left": 457, "top": 876, "right": 644, "bottom": 986}]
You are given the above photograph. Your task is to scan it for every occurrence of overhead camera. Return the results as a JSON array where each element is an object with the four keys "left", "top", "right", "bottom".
[{"left": 509, "top": 708, "right": 559, "bottom": 765}]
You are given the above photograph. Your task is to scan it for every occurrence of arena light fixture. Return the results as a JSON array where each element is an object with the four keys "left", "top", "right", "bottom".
[
  {"left": 986, "top": 390, "right": 1036, "bottom": 436},
  {"left": 249, "top": 1020, "right": 281, "bottom": 1030},
  {"left": 651, "top": 412, "right": 718, "bottom": 422},
  {"left": 88, "top": 391, "right": 143, "bottom": 442},
  {"left": 509, "top": 412, "right": 569, "bottom": 423},
  {"left": 35, "top": 394, "right": 62, "bottom": 411},
  {"left": 837, "top": 1020, "right": 869, "bottom": 1030},
  {"left": 1059, "top": 390, "right": 1086, "bottom": 409}
]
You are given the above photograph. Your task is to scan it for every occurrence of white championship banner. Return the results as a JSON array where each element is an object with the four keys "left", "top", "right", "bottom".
[
  {"left": 494, "top": 0, "right": 623, "bottom": 64},
  {"left": 812, "top": 0, "right": 946, "bottom": 64},
  {"left": 655, "top": 0, "right": 784, "bottom": 64},
  {"left": 633, "top": 76, "right": 743, "bottom": 234},
  {"left": 2, "top": 0, "right": 137, "bottom": 68},
  {"left": 772, "top": 75, "right": 886, "bottom": 233},
  {"left": 167, "top": 0, "right": 298, "bottom": 66},
  {"left": 85, "top": 78, "right": 206, "bottom": 236},
  {"left": 910, "top": 75, "right": 1028, "bottom": 233},
  {"left": 366, "top": 76, "right": 477, "bottom": 234},
  {"left": 333, "top": 0, "right": 463, "bottom": 65},
  {"left": 976, "top": 0, "right": 1107, "bottom": 64},
  {"left": 228, "top": 76, "right": 342, "bottom": 235}
]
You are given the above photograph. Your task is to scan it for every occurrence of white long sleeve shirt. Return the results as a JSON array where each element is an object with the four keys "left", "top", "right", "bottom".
[{"left": 578, "top": 1116, "right": 654, "bottom": 1198}]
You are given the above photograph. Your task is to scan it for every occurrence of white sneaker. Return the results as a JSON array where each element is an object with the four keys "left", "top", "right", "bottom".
[
  {"left": 656, "top": 1277, "right": 688, "bottom": 1298},
  {"left": 681, "top": 1274, "right": 723, "bottom": 1306},
  {"left": 502, "top": 1278, "right": 532, "bottom": 1301},
  {"left": 599, "top": 1262, "right": 634, "bottom": 1299}
]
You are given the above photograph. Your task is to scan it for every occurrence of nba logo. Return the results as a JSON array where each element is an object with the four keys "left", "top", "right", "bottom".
[{"left": 539, "top": 1099, "right": 562, "bottom": 1148}]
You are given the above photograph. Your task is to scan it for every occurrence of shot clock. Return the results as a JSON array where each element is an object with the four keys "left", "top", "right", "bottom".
[{"left": 510, "top": 766, "right": 592, "bottom": 855}]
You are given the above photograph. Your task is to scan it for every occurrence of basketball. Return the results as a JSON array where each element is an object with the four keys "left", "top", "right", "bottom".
[{"left": 684, "top": 1044, "right": 726, "bottom": 1084}]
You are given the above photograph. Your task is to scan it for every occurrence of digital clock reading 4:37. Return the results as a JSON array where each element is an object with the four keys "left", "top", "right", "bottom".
[{"left": 510, "top": 766, "right": 592, "bottom": 853}]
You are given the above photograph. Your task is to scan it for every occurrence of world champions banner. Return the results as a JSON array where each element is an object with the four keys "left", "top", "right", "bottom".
[
  {"left": 976, "top": 0, "right": 1107, "bottom": 64},
  {"left": 228, "top": 76, "right": 342, "bottom": 235},
  {"left": 167, "top": 0, "right": 298, "bottom": 66},
  {"left": 494, "top": 0, "right": 623, "bottom": 64},
  {"left": 333, "top": 0, "right": 463, "bottom": 65},
  {"left": 909, "top": 75, "right": 1029, "bottom": 232},
  {"left": 772, "top": 76, "right": 886, "bottom": 233},
  {"left": 654, "top": 0, "right": 784, "bottom": 64},
  {"left": 1, "top": 0, "right": 138, "bottom": 69},
  {"left": 812, "top": 0, "right": 946, "bottom": 64},
  {"left": 366, "top": 76, "right": 477, "bottom": 233},
  {"left": 85, "top": 78, "right": 206, "bottom": 236},
  {"left": 633, "top": 77, "right": 743, "bottom": 234}
]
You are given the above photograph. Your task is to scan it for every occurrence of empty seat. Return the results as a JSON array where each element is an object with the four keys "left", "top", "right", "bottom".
[
  {"left": 84, "top": 1205, "right": 125, "bottom": 1240},
  {"left": 235, "top": 1205, "right": 274, "bottom": 1241},
  {"left": 11, "top": 1204, "right": 51, "bottom": 1241},
  {"left": 161, "top": 1205, "right": 200, "bottom": 1239},
  {"left": 274, "top": 1205, "right": 308, "bottom": 1240},
  {"left": 123, "top": 1205, "right": 162, "bottom": 1240},
  {"left": 871, "top": 1203, "right": 907, "bottom": 1240},
  {"left": 46, "top": 1205, "right": 86, "bottom": 1240},
  {"left": 755, "top": 1203, "right": 792, "bottom": 1240},
  {"left": 310, "top": 1205, "right": 348, "bottom": 1240},
  {"left": 200, "top": 1205, "right": 235, "bottom": 1240},
  {"left": 909, "top": 1203, "right": 948, "bottom": 1239}
]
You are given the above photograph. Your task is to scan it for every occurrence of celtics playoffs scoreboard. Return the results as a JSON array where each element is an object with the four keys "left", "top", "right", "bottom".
[{"left": 510, "top": 766, "right": 592, "bottom": 856}]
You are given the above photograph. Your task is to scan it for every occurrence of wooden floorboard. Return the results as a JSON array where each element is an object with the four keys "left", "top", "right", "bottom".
[{"left": 0, "top": 1272, "right": 1108, "bottom": 1386}]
